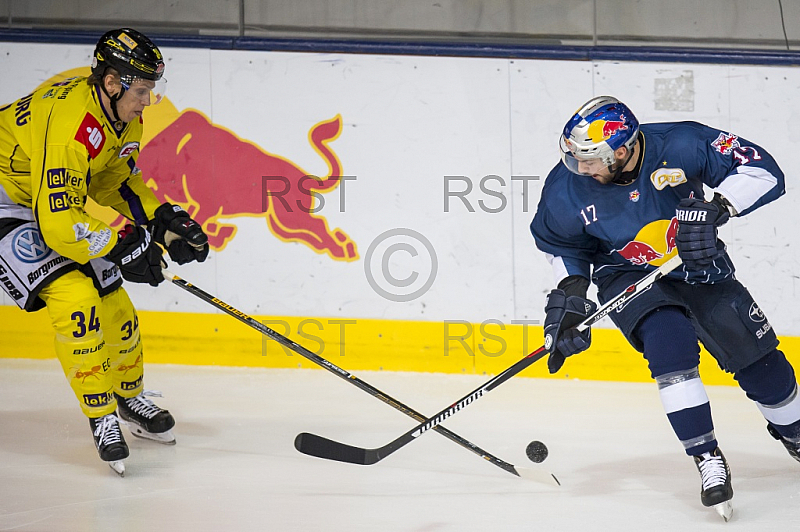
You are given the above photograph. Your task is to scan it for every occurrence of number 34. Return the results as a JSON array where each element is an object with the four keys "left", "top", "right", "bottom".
[{"left": 71, "top": 306, "right": 100, "bottom": 338}]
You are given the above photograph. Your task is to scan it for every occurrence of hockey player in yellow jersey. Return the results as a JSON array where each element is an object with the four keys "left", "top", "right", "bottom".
[{"left": 0, "top": 28, "right": 209, "bottom": 475}]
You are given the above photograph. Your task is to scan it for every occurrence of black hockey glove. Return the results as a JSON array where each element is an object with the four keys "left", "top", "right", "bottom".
[
  {"left": 543, "top": 289, "right": 597, "bottom": 374},
  {"left": 107, "top": 225, "right": 165, "bottom": 287},
  {"left": 150, "top": 203, "right": 209, "bottom": 265},
  {"left": 675, "top": 194, "right": 732, "bottom": 271}
]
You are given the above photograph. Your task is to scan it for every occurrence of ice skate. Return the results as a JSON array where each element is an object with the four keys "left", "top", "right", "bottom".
[
  {"left": 767, "top": 423, "right": 800, "bottom": 463},
  {"left": 89, "top": 414, "right": 129, "bottom": 477},
  {"left": 693, "top": 447, "right": 733, "bottom": 521},
  {"left": 116, "top": 390, "right": 176, "bottom": 445}
]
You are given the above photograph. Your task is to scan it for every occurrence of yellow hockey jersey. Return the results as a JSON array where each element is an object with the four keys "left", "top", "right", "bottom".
[{"left": 0, "top": 76, "right": 160, "bottom": 263}]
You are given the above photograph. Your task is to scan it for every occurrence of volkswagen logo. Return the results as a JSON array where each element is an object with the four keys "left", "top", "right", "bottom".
[{"left": 12, "top": 226, "right": 52, "bottom": 264}]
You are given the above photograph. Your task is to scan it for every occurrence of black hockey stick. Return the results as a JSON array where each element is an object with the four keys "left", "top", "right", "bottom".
[
  {"left": 294, "top": 255, "right": 683, "bottom": 466},
  {"left": 161, "top": 269, "right": 558, "bottom": 485}
]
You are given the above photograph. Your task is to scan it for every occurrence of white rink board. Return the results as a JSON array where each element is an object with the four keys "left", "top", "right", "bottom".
[{"left": 0, "top": 41, "right": 798, "bottom": 333}]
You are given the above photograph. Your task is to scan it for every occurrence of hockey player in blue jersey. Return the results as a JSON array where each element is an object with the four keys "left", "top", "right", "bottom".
[{"left": 531, "top": 96, "right": 800, "bottom": 521}]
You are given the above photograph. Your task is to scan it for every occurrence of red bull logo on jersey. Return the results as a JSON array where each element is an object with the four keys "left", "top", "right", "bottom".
[
  {"left": 587, "top": 115, "right": 629, "bottom": 143},
  {"left": 711, "top": 132, "right": 740, "bottom": 155},
  {"left": 615, "top": 217, "right": 679, "bottom": 266}
]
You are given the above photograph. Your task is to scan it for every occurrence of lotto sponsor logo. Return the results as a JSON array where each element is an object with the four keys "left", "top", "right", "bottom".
[
  {"left": 83, "top": 390, "right": 113, "bottom": 408},
  {"left": 46, "top": 168, "right": 83, "bottom": 189},
  {"left": 74, "top": 113, "right": 106, "bottom": 159},
  {"left": 120, "top": 376, "right": 143, "bottom": 391}
]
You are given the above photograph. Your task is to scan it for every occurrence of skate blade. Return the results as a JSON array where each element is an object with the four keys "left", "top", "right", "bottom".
[
  {"left": 713, "top": 500, "right": 733, "bottom": 522},
  {"left": 108, "top": 460, "right": 125, "bottom": 477},
  {"left": 129, "top": 426, "right": 176, "bottom": 445}
]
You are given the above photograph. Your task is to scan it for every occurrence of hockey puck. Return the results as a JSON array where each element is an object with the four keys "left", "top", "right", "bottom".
[{"left": 525, "top": 440, "right": 548, "bottom": 463}]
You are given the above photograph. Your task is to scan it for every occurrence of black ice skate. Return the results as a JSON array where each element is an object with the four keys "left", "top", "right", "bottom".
[
  {"left": 693, "top": 447, "right": 733, "bottom": 521},
  {"left": 767, "top": 423, "right": 800, "bottom": 463},
  {"left": 89, "top": 413, "right": 129, "bottom": 476},
  {"left": 115, "top": 390, "right": 176, "bottom": 445}
]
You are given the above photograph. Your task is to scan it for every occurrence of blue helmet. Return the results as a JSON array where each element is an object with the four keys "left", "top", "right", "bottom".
[{"left": 559, "top": 96, "right": 639, "bottom": 175}]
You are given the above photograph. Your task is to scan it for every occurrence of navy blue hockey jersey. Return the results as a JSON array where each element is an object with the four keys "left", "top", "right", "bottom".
[{"left": 530, "top": 121, "right": 785, "bottom": 287}]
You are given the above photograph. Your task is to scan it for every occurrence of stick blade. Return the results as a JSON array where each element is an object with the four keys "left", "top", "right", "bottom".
[
  {"left": 294, "top": 432, "right": 371, "bottom": 465},
  {"left": 515, "top": 466, "right": 561, "bottom": 486}
]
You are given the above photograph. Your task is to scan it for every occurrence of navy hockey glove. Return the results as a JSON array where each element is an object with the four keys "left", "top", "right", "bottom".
[
  {"left": 150, "top": 203, "right": 209, "bottom": 265},
  {"left": 675, "top": 194, "right": 732, "bottom": 271},
  {"left": 107, "top": 225, "right": 165, "bottom": 286},
  {"left": 543, "top": 289, "right": 597, "bottom": 374}
]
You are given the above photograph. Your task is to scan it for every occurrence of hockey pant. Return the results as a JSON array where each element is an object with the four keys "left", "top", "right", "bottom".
[{"left": 38, "top": 270, "right": 144, "bottom": 418}]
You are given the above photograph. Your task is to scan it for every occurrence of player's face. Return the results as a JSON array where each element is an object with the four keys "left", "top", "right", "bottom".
[
  {"left": 116, "top": 80, "right": 156, "bottom": 122},
  {"left": 576, "top": 158, "right": 612, "bottom": 183}
]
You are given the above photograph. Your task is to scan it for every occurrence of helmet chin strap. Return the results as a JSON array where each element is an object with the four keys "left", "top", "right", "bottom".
[
  {"left": 608, "top": 136, "right": 643, "bottom": 185},
  {"left": 99, "top": 80, "right": 126, "bottom": 125}
]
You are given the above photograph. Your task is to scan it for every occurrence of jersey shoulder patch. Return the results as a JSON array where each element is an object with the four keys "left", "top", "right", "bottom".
[{"left": 74, "top": 113, "right": 106, "bottom": 159}]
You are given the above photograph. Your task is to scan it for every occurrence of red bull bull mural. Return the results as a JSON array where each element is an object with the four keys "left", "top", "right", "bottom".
[
  {"left": 615, "top": 217, "right": 679, "bottom": 266},
  {"left": 44, "top": 68, "right": 357, "bottom": 262},
  {"left": 135, "top": 111, "right": 356, "bottom": 260}
]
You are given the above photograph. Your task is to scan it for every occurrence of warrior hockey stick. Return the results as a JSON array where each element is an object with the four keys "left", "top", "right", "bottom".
[
  {"left": 161, "top": 269, "right": 558, "bottom": 485},
  {"left": 294, "top": 255, "right": 683, "bottom": 466}
]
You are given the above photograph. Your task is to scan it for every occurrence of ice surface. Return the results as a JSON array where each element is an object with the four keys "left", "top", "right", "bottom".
[{"left": 1, "top": 359, "right": 798, "bottom": 531}]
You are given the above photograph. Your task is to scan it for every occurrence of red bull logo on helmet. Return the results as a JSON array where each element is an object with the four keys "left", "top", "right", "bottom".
[
  {"left": 615, "top": 217, "right": 679, "bottom": 266},
  {"left": 586, "top": 115, "right": 629, "bottom": 143}
]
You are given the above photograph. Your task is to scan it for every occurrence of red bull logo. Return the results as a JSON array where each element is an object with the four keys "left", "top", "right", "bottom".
[
  {"left": 615, "top": 217, "right": 679, "bottom": 266},
  {"left": 43, "top": 68, "right": 358, "bottom": 262},
  {"left": 711, "top": 132, "right": 740, "bottom": 155},
  {"left": 587, "top": 115, "right": 629, "bottom": 143},
  {"left": 135, "top": 111, "right": 357, "bottom": 260}
]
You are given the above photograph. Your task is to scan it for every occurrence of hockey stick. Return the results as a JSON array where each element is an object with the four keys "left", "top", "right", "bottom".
[
  {"left": 161, "top": 269, "right": 558, "bottom": 485},
  {"left": 294, "top": 255, "right": 683, "bottom": 466}
]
